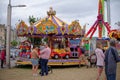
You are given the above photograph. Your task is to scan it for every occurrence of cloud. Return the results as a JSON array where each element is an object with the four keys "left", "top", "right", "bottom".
[
  {"left": 0, "top": 0, "right": 120, "bottom": 36},
  {"left": 0, "top": 0, "right": 8, "bottom": 24},
  {"left": 111, "top": 1, "right": 120, "bottom": 25}
]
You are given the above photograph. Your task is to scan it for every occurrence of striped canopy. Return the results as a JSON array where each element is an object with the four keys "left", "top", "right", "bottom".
[{"left": 16, "top": 7, "right": 84, "bottom": 37}]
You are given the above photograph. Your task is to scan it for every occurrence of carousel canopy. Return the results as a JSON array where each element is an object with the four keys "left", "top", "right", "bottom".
[{"left": 16, "top": 7, "right": 85, "bottom": 37}]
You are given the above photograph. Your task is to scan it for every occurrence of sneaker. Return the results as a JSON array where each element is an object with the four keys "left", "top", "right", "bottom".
[
  {"left": 39, "top": 72, "right": 41, "bottom": 74},
  {"left": 41, "top": 74, "right": 44, "bottom": 76},
  {"left": 35, "top": 74, "right": 38, "bottom": 76},
  {"left": 33, "top": 74, "right": 35, "bottom": 76},
  {"left": 46, "top": 73, "right": 48, "bottom": 76},
  {"left": 40, "top": 73, "right": 44, "bottom": 76}
]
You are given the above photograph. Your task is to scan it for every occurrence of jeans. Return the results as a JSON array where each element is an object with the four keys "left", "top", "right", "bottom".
[
  {"left": 40, "top": 58, "right": 48, "bottom": 76},
  {"left": 1, "top": 59, "right": 4, "bottom": 68},
  {"left": 106, "top": 74, "right": 116, "bottom": 80}
]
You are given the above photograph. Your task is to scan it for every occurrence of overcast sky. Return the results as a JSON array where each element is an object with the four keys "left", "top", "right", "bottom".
[{"left": 0, "top": 0, "right": 120, "bottom": 37}]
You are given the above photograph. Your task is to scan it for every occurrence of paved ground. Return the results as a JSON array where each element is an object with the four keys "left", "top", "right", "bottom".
[
  {"left": 117, "top": 63, "right": 120, "bottom": 80},
  {"left": 0, "top": 59, "right": 120, "bottom": 80},
  {"left": 0, "top": 58, "right": 16, "bottom": 69}
]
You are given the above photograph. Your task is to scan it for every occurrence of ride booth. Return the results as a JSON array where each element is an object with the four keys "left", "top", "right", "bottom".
[
  {"left": 69, "top": 39, "right": 81, "bottom": 58},
  {"left": 19, "top": 40, "right": 31, "bottom": 59}
]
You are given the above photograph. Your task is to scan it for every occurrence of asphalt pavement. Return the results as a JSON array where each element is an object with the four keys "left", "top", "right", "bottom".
[{"left": 0, "top": 58, "right": 16, "bottom": 69}]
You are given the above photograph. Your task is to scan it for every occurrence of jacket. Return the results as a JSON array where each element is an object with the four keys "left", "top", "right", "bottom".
[{"left": 104, "top": 46, "right": 120, "bottom": 74}]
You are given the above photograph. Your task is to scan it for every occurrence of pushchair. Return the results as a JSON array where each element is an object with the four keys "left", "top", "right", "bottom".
[
  {"left": 87, "top": 54, "right": 97, "bottom": 68},
  {"left": 39, "top": 66, "right": 53, "bottom": 75}
]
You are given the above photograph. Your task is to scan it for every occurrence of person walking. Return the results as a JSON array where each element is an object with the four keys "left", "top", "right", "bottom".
[
  {"left": 104, "top": 39, "right": 120, "bottom": 80},
  {"left": 95, "top": 42, "right": 105, "bottom": 80},
  {"left": 0, "top": 48, "right": 6, "bottom": 68},
  {"left": 30, "top": 46, "right": 39, "bottom": 76},
  {"left": 39, "top": 43, "right": 51, "bottom": 76}
]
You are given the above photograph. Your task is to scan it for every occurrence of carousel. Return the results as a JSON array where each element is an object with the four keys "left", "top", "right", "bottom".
[{"left": 16, "top": 7, "right": 85, "bottom": 66}]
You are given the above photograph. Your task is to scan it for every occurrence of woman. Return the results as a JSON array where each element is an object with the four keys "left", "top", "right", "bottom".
[
  {"left": 31, "top": 46, "right": 39, "bottom": 76},
  {"left": 0, "top": 48, "right": 6, "bottom": 68},
  {"left": 95, "top": 42, "right": 105, "bottom": 80}
]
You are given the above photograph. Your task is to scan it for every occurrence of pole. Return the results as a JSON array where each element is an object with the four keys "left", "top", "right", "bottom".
[
  {"left": 6, "top": 0, "right": 11, "bottom": 68},
  {"left": 106, "top": 0, "right": 111, "bottom": 25}
]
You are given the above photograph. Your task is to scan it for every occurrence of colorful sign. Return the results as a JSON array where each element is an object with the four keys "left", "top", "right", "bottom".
[
  {"left": 68, "top": 21, "right": 81, "bottom": 35},
  {"left": 69, "top": 39, "right": 81, "bottom": 47},
  {"left": 17, "top": 21, "right": 28, "bottom": 36},
  {"left": 36, "top": 19, "right": 58, "bottom": 34}
]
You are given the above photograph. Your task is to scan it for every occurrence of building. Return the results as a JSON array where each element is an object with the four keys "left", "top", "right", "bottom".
[
  {"left": 11, "top": 28, "right": 17, "bottom": 41},
  {"left": 0, "top": 24, "right": 6, "bottom": 46},
  {"left": 0, "top": 24, "right": 18, "bottom": 46}
]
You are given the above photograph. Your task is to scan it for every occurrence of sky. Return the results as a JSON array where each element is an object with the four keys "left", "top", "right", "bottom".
[{"left": 0, "top": 0, "right": 120, "bottom": 37}]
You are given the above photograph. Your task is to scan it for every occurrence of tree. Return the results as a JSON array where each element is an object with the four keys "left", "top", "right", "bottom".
[
  {"left": 11, "top": 40, "right": 18, "bottom": 47},
  {"left": 28, "top": 37, "right": 42, "bottom": 45},
  {"left": 29, "top": 15, "right": 37, "bottom": 25},
  {"left": 28, "top": 15, "right": 40, "bottom": 25},
  {"left": 28, "top": 15, "right": 42, "bottom": 45}
]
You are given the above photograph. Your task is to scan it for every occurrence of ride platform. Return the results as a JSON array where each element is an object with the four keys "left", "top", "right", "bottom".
[{"left": 15, "top": 57, "right": 86, "bottom": 66}]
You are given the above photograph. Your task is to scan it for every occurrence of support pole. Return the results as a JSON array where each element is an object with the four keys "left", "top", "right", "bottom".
[
  {"left": 6, "top": 0, "right": 11, "bottom": 68},
  {"left": 106, "top": 0, "right": 111, "bottom": 24}
]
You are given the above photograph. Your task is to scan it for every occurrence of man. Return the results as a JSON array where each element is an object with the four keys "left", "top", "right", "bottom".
[
  {"left": 39, "top": 43, "right": 51, "bottom": 76},
  {"left": 104, "top": 39, "right": 120, "bottom": 80}
]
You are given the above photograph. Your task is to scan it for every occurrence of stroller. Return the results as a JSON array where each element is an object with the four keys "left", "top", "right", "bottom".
[{"left": 87, "top": 53, "right": 97, "bottom": 68}]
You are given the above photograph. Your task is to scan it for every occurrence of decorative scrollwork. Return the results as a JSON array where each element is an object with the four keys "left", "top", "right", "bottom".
[
  {"left": 47, "top": 7, "right": 56, "bottom": 16},
  {"left": 17, "top": 20, "right": 28, "bottom": 36},
  {"left": 68, "top": 20, "right": 81, "bottom": 35}
]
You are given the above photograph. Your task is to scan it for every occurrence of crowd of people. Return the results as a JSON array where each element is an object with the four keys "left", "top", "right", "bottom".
[
  {"left": 77, "top": 39, "right": 120, "bottom": 80},
  {"left": 29, "top": 38, "right": 120, "bottom": 80}
]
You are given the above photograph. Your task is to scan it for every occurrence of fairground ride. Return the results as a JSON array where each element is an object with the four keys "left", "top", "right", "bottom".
[
  {"left": 16, "top": 7, "right": 85, "bottom": 66},
  {"left": 84, "top": 0, "right": 120, "bottom": 57},
  {"left": 85, "top": 0, "right": 111, "bottom": 39},
  {"left": 82, "top": 0, "right": 112, "bottom": 56}
]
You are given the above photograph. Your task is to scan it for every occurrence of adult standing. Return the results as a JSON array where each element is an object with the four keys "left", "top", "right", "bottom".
[
  {"left": 39, "top": 43, "right": 51, "bottom": 76},
  {"left": 104, "top": 39, "right": 120, "bottom": 80},
  {"left": 30, "top": 46, "right": 39, "bottom": 76},
  {"left": 95, "top": 42, "right": 105, "bottom": 80},
  {"left": 0, "top": 48, "right": 6, "bottom": 68}
]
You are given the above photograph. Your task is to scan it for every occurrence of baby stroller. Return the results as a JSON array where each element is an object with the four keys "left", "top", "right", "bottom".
[
  {"left": 39, "top": 66, "right": 53, "bottom": 75},
  {"left": 87, "top": 53, "right": 97, "bottom": 68}
]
